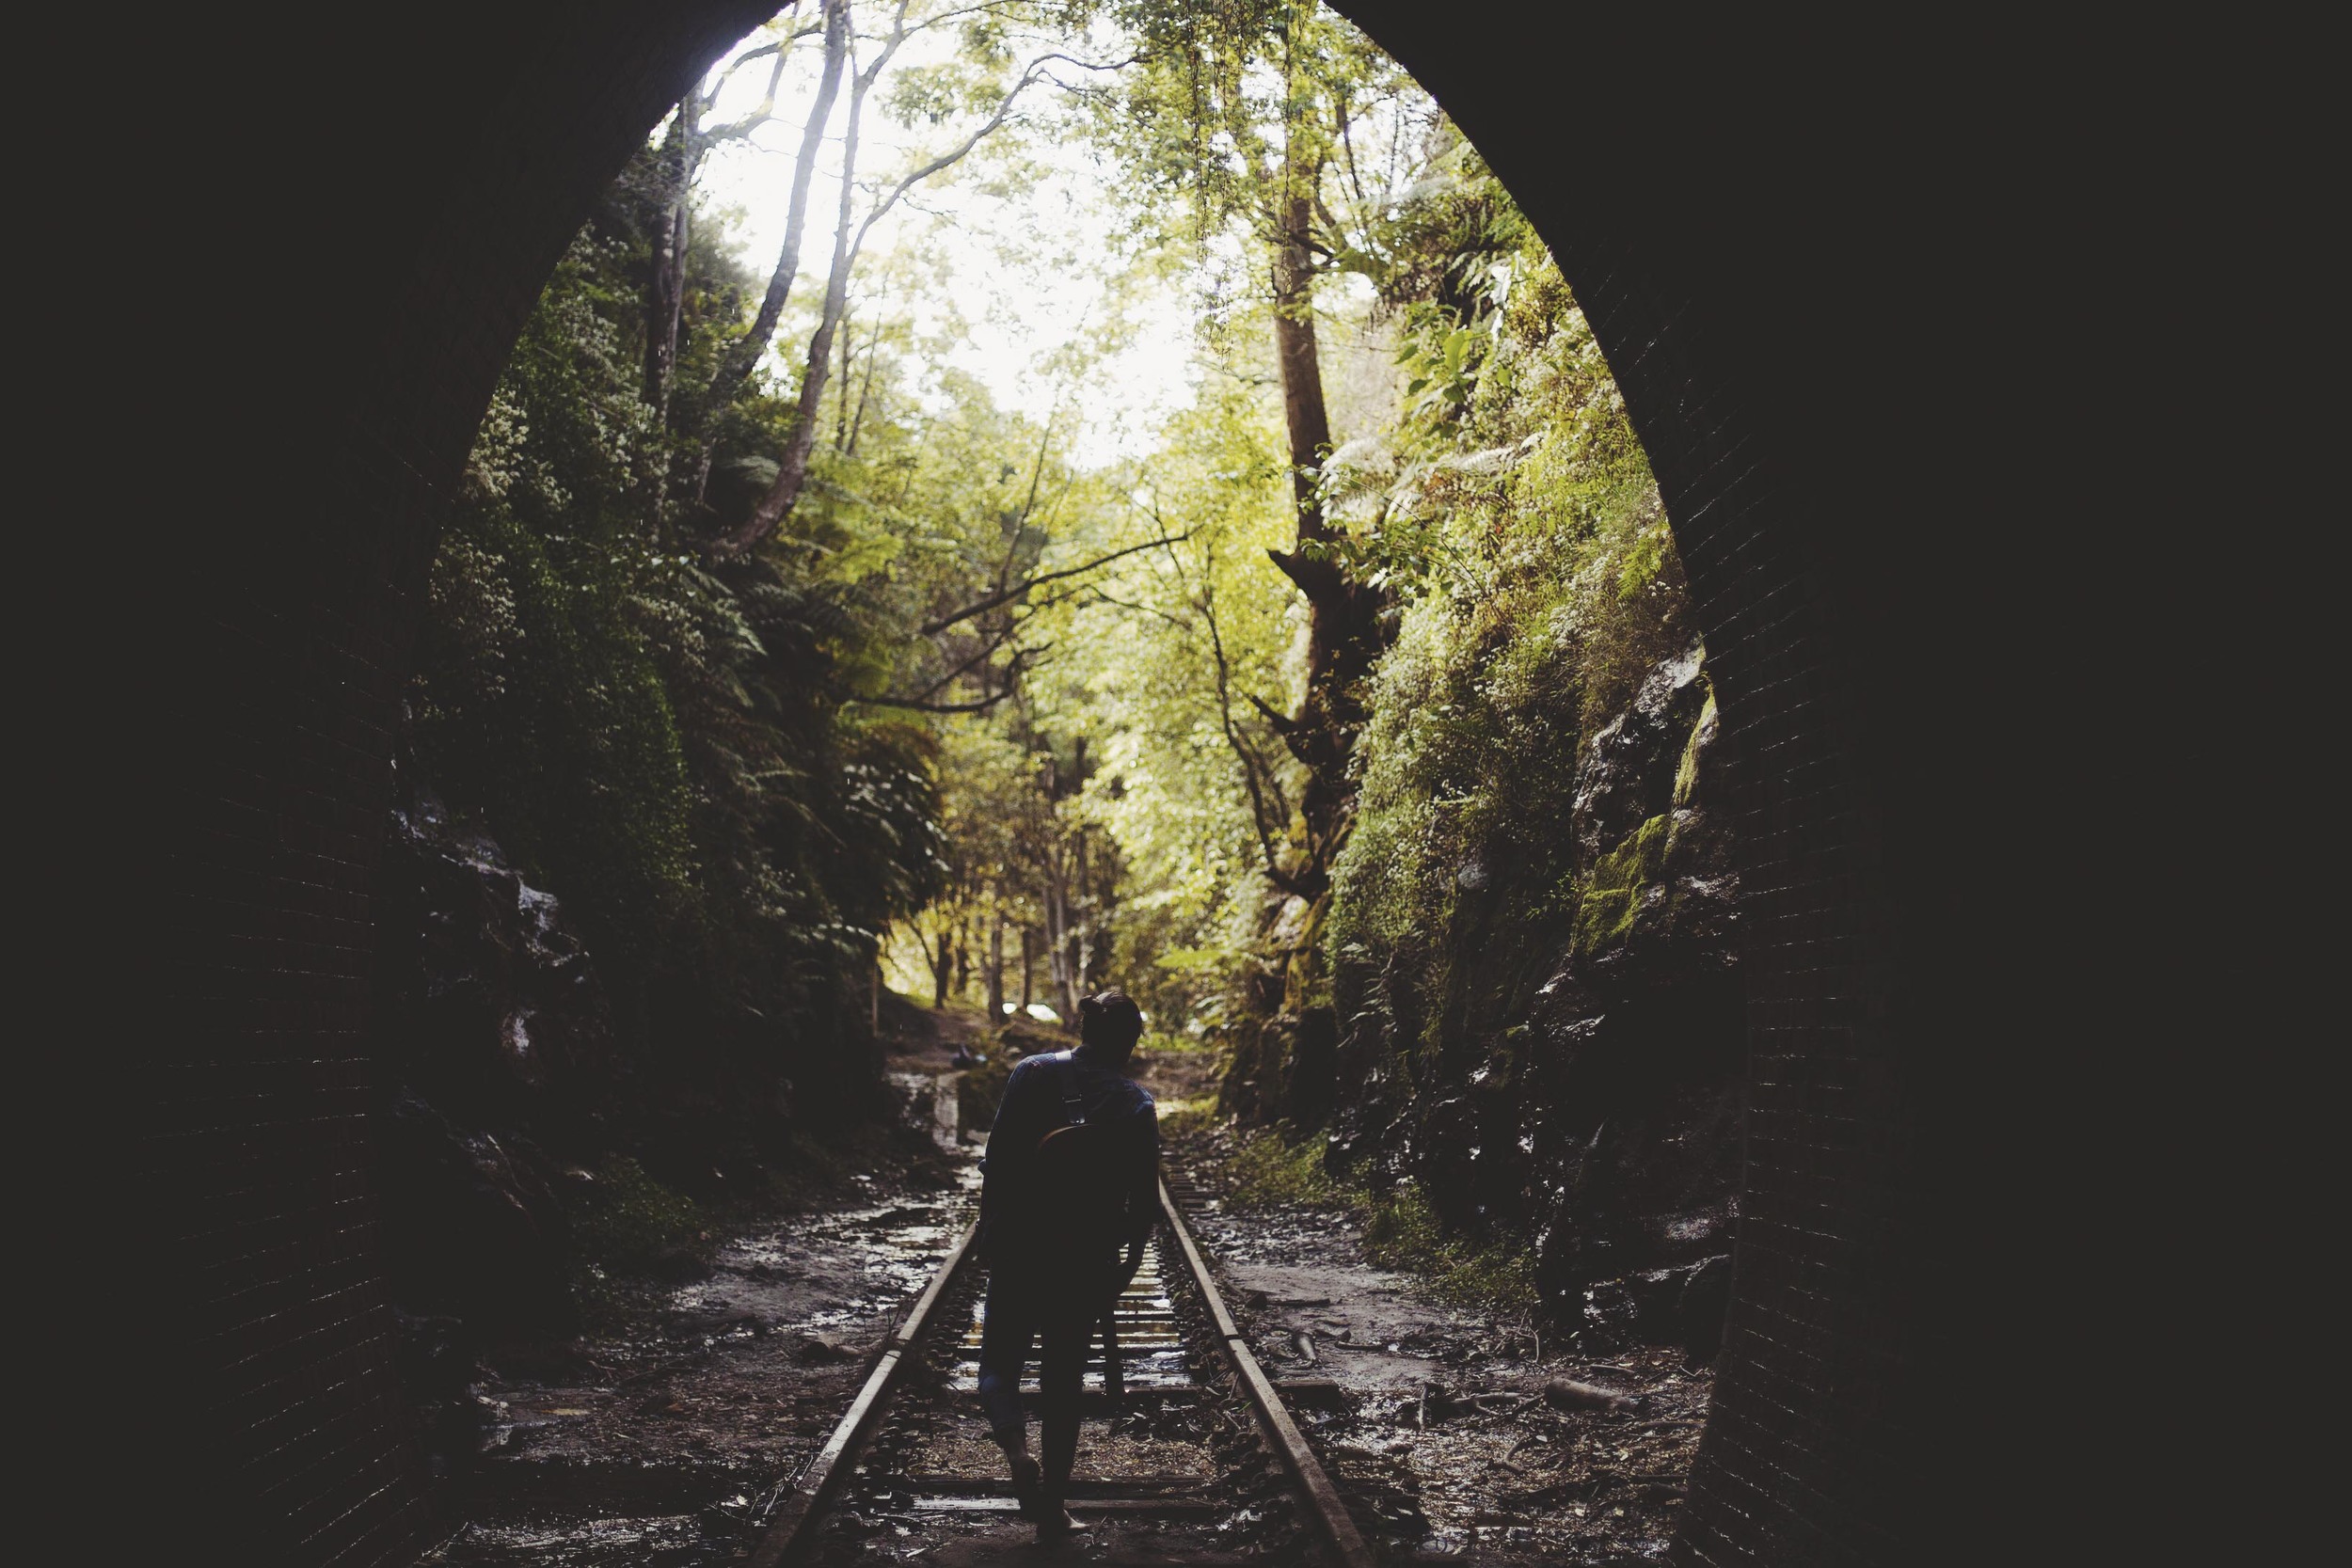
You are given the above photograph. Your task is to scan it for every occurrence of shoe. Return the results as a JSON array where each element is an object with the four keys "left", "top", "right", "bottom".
[{"left": 1007, "top": 1452, "right": 1044, "bottom": 1522}]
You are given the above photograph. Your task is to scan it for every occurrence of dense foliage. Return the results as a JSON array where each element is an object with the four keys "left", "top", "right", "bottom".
[
  {"left": 412, "top": 151, "right": 958, "bottom": 1107},
  {"left": 405, "top": 4, "right": 1712, "bottom": 1318},
  {"left": 1326, "top": 146, "right": 1692, "bottom": 1026}
]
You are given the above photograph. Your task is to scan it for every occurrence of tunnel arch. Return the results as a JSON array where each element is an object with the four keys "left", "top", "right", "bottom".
[{"left": 134, "top": 7, "right": 1977, "bottom": 1563}]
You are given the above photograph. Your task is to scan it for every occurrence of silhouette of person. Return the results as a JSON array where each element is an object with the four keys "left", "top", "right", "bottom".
[{"left": 974, "top": 989, "right": 1157, "bottom": 1542}]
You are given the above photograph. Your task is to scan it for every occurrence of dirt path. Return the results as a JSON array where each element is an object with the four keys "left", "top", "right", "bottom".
[
  {"left": 421, "top": 1003, "right": 1032, "bottom": 1564},
  {"left": 423, "top": 1021, "right": 1701, "bottom": 1564},
  {"left": 424, "top": 1075, "right": 977, "bottom": 1566},
  {"left": 1175, "top": 1154, "right": 1710, "bottom": 1564}
]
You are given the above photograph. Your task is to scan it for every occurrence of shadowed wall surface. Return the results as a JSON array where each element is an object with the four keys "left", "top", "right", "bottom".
[{"left": 83, "top": 5, "right": 2305, "bottom": 1564}]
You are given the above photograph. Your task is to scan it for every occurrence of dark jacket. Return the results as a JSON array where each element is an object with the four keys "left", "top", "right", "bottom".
[{"left": 977, "top": 1048, "right": 1158, "bottom": 1268}]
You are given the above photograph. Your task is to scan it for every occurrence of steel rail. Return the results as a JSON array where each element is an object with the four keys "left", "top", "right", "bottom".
[
  {"left": 1157, "top": 1177, "right": 1379, "bottom": 1568},
  {"left": 744, "top": 1219, "right": 978, "bottom": 1567},
  {"left": 741, "top": 1174, "right": 1374, "bottom": 1568}
]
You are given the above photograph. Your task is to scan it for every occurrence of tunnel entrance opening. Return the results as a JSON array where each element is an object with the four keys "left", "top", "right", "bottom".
[
  {"left": 133, "top": 5, "right": 1933, "bottom": 1566},
  {"left": 378, "top": 8, "right": 1746, "bottom": 1559}
]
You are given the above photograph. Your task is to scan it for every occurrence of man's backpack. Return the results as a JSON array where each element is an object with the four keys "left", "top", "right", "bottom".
[{"left": 1030, "top": 1051, "right": 1132, "bottom": 1252}]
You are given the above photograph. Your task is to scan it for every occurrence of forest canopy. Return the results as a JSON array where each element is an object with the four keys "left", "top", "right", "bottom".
[{"left": 408, "top": 0, "right": 1689, "bottom": 1125}]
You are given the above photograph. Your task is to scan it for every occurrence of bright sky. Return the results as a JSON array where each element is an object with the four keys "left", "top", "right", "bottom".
[{"left": 693, "top": 8, "right": 1206, "bottom": 469}]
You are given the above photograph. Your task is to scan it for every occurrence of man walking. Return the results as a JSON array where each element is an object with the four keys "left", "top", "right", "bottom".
[{"left": 975, "top": 990, "right": 1159, "bottom": 1542}]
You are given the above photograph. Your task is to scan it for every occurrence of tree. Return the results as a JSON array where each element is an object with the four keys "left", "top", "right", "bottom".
[
  {"left": 712, "top": 23, "right": 1132, "bottom": 558},
  {"left": 1075, "top": 0, "right": 1434, "bottom": 895}
]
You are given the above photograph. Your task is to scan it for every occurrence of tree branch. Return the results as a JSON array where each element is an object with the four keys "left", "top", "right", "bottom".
[
  {"left": 913, "top": 616, "right": 1024, "bottom": 701},
  {"left": 1339, "top": 93, "right": 1373, "bottom": 219},
  {"left": 852, "top": 645, "right": 1044, "bottom": 712},
  {"left": 704, "top": 0, "right": 850, "bottom": 419},
  {"left": 852, "top": 689, "right": 1023, "bottom": 714},
  {"left": 1246, "top": 690, "right": 1318, "bottom": 768},
  {"left": 1083, "top": 585, "right": 1190, "bottom": 629},
  {"left": 701, "top": 36, "right": 1146, "bottom": 558},
  {"left": 1200, "top": 578, "right": 1307, "bottom": 896},
  {"left": 837, "top": 52, "right": 1141, "bottom": 297},
  {"left": 709, "top": 2, "right": 914, "bottom": 560},
  {"left": 705, "top": 34, "right": 809, "bottom": 141},
  {"left": 921, "top": 532, "right": 1191, "bottom": 637}
]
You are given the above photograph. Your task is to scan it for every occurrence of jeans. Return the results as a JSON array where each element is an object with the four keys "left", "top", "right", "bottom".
[{"left": 976, "top": 1259, "right": 1110, "bottom": 1486}]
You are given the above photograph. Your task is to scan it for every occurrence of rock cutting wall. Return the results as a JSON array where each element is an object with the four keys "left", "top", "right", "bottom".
[
  {"left": 1312, "top": 644, "right": 1746, "bottom": 1356},
  {"left": 370, "top": 790, "right": 615, "bottom": 1348}
]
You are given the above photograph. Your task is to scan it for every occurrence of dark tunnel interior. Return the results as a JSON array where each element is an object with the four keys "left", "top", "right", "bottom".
[{"left": 46, "top": 6, "right": 2321, "bottom": 1564}]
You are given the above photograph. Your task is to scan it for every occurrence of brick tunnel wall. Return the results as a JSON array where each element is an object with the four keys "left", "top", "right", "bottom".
[
  {"left": 125, "top": 7, "right": 1988, "bottom": 1564},
  {"left": 1551, "top": 248, "right": 1911, "bottom": 1565},
  {"left": 138, "top": 5, "right": 776, "bottom": 1562}
]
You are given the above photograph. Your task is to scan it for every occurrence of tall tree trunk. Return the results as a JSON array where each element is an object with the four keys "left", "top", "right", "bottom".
[
  {"left": 1051, "top": 864, "right": 1080, "bottom": 1024},
  {"left": 1019, "top": 927, "right": 1034, "bottom": 1010},
  {"left": 845, "top": 320, "right": 881, "bottom": 455},
  {"left": 1073, "top": 830, "right": 1093, "bottom": 997},
  {"left": 717, "top": 54, "right": 866, "bottom": 558},
  {"left": 640, "top": 96, "right": 701, "bottom": 536},
  {"left": 1043, "top": 879, "right": 1065, "bottom": 1018},
  {"left": 691, "top": 0, "right": 850, "bottom": 509},
  {"left": 987, "top": 903, "right": 1005, "bottom": 1019},
  {"left": 1272, "top": 194, "right": 1332, "bottom": 541},
  {"left": 1263, "top": 189, "right": 1385, "bottom": 895},
  {"left": 833, "top": 315, "right": 855, "bottom": 451},
  {"left": 644, "top": 98, "right": 695, "bottom": 416},
  {"left": 714, "top": 12, "right": 1039, "bottom": 558}
]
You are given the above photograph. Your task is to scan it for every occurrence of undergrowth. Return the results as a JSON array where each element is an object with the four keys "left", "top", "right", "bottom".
[
  {"left": 569, "top": 1118, "right": 927, "bottom": 1327},
  {"left": 574, "top": 1156, "right": 711, "bottom": 1272},
  {"left": 1359, "top": 1183, "right": 1535, "bottom": 1313},
  {"left": 570, "top": 1156, "right": 714, "bottom": 1324},
  {"left": 957, "top": 1047, "right": 1015, "bottom": 1131},
  {"left": 1138, "top": 1029, "right": 1216, "bottom": 1057},
  {"left": 1223, "top": 1124, "right": 1343, "bottom": 1207},
  {"left": 757, "top": 1122, "right": 914, "bottom": 1212},
  {"left": 1152, "top": 1100, "right": 1216, "bottom": 1140},
  {"left": 1204, "top": 1121, "right": 1535, "bottom": 1315}
]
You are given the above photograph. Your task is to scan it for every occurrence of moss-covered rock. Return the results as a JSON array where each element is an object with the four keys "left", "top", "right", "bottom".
[
  {"left": 1673, "top": 687, "right": 1719, "bottom": 812},
  {"left": 1216, "top": 251, "right": 1740, "bottom": 1336},
  {"left": 1319, "top": 639, "right": 1742, "bottom": 1335},
  {"left": 1575, "top": 812, "right": 1675, "bottom": 955},
  {"left": 1570, "top": 641, "right": 1708, "bottom": 870}
]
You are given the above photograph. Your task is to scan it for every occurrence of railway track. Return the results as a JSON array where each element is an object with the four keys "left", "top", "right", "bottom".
[{"left": 738, "top": 1168, "right": 1375, "bottom": 1566}]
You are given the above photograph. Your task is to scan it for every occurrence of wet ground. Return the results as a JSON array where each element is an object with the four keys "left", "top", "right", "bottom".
[
  {"left": 423, "top": 1072, "right": 979, "bottom": 1566},
  {"left": 1175, "top": 1150, "right": 1709, "bottom": 1564},
  {"left": 425, "top": 1184, "right": 980, "bottom": 1562},
  {"left": 422, "top": 1014, "right": 1708, "bottom": 1564},
  {"left": 801, "top": 1228, "right": 1301, "bottom": 1566}
]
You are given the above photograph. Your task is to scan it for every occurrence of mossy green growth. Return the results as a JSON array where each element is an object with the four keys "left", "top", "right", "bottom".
[
  {"left": 1208, "top": 1124, "right": 1534, "bottom": 1313},
  {"left": 1222, "top": 1125, "right": 1344, "bottom": 1209},
  {"left": 1360, "top": 1183, "right": 1537, "bottom": 1312},
  {"left": 1572, "top": 886, "right": 1637, "bottom": 954},
  {"left": 956, "top": 1046, "right": 1016, "bottom": 1132},
  {"left": 1152, "top": 1100, "right": 1216, "bottom": 1140},
  {"left": 1321, "top": 250, "right": 1696, "bottom": 1081},
  {"left": 571, "top": 1156, "right": 715, "bottom": 1323},
  {"left": 1575, "top": 812, "right": 1674, "bottom": 954},
  {"left": 573, "top": 1157, "right": 710, "bottom": 1275},
  {"left": 1673, "top": 684, "right": 1717, "bottom": 811}
]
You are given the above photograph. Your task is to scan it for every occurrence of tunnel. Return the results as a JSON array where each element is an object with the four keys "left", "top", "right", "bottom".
[{"left": 87, "top": 4, "right": 2303, "bottom": 1565}]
